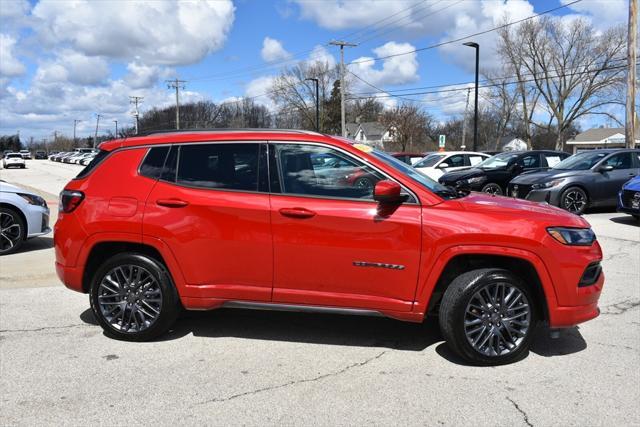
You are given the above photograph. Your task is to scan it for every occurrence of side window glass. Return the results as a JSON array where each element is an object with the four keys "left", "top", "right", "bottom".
[
  {"left": 468, "top": 155, "right": 484, "bottom": 166},
  {"left": 140, "top": 146, "right": 169, "bottom": 179},
  {"left": 275, "top": 144, "right": 384, "bottom": 200},
  {"left": 446, "top": 155, "right": 465, "bottom": 168},
  {"left": 161, "top": 145, "right": 178, "bottom": 182},
  {"left": 519, "top": 155, "right": 540, "bottom": 168},
  {"left": 603, "top": 153, "right": 633, "bottom": 170},
  {"left": 177, "top": 143, "right": 260, "bottom": 191}
]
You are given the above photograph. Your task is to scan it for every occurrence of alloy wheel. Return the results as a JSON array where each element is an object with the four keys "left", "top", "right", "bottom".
[
  {"left": 0, "top": 212, "right": 22, "bottom": 254},
  {"left": 563, "top": 190, "right": 586, "bottom": 213},
  {"left": 97, "top": 265, "right": 163, "bottom": 333},
  {"left": 464, "top": 282, "right": 531, "bottom": 357},
  {"left": 355, "top": 178, "right": 373, "bottom": 191},
  {"left": 483, "top": 184, "right": 503, "bottom": 195}
]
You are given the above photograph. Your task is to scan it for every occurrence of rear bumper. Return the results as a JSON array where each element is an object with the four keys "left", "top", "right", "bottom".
[{"left": 55, "top": 262, "right": 85, "bottom": 293}]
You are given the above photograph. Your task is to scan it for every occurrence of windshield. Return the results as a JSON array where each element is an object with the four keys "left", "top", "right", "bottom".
[
  {"left": 372, "top": 150, "right": 459, "bottom": 199},
  {"left": 414, "top": 154, "right": 445, "bottom": 168},
  {"left": 477, "top": 152, "right": 519, "bottom": 169},
  {"left": 553, "top": 151, "right": 608, "bottom": 170}
]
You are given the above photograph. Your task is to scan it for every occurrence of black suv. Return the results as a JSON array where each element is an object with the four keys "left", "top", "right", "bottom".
[{"left": 439, "top": 150, "right": 570, "bottom": 195}]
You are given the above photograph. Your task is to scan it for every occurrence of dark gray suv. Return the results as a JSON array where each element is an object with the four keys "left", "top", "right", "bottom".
[{"left": 508, "top": 149, "right": 640, "bottom": 214}]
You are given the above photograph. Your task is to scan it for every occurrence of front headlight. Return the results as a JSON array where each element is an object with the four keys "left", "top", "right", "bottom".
[
  {"left": 547, "top": 227, "right": 596, "bottom": 246},
  {"left": 17, "top": 192, "right": 47, "bottom": 207},
  {"left": 466, "top": 176, "right": 486, "bottom": 185},
  {"left": 532, "top": 179, "right": 564, "bottom": 190}
]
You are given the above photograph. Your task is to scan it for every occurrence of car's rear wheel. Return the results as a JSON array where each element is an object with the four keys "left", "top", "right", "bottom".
[
  {"left": 89, "top": 253, "right": 180, "bottom": 341},
  {"left": 439, "top": 268, "right": 537, "bottom": 365},
  {"left": 0, "top": 207, "right": 25, "bottom": 255},
  {"left": 481, "top": 183, "right": 503, "bottom": 195},
  {"left": 561, "top": 186, "right": 588, "bottom": 215}
]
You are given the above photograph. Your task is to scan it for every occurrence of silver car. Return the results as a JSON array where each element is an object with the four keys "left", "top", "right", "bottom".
[{"left": 0, "top": 181, "right": 51, "bottom": 254}]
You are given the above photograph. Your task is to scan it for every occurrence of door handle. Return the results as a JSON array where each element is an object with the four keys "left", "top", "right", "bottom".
[
  {"left": 156, "top": 198, "right": 189, "bottom": 208},
  {"left": 279, "top": 207, "right": 316, "bottom": 219}
]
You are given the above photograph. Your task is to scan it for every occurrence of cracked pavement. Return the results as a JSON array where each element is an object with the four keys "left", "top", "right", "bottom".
[{"left": 1, "top": 162, "right": 639, "bottom": 425}]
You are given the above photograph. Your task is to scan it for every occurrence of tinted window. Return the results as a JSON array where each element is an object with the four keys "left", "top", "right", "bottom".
[
  {"left": 75, "top": 150, "right": 109, "bottom": 179},
  {"left": 414, "top": 154, "right": 444, "bottom": 168},
  {"left": 140, "top": 146, "right": 169, "bottom": 179},
  {"left": 177, "top": 143, "right": 260, "bottom": 191},
  {"left": 161, "top": 146, "right": 178, "bottom": 182},
  {"left": 445, "top": 154, "right": 465, "bottom": 168},
  {"left": 275, "top": 144, "right": 384, "bottom": 199},
  {"left": 603, "top": 153, "right": 633, "bottom": 170},
  {"left": 519, "top": 154, "right": 540, "bottom": 168}
]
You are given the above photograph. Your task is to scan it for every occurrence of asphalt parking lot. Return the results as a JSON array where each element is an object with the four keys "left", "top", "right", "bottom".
[{"left": 1, "top": 160, "right": 639, "bottom": 426}]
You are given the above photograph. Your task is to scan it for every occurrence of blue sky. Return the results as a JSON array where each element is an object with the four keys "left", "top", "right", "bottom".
[{"left": 0, "top": 0, "right": 631, "bottom": 141}]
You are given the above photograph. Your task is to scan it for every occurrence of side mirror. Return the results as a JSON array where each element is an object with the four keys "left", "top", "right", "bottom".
[
  {"left": 438, "top": 162, "right": 450, "bottom": 169},
  {"left": 373, "top": 180, "right": 406, "bottom": 204},
  {"left": 599, "top": 165, "right": 614, "bottom": 173}
]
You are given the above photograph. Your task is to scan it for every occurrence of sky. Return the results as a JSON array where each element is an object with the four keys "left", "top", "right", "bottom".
[{"left": 0, "top": 0, "right": 631, "bottom": 142}]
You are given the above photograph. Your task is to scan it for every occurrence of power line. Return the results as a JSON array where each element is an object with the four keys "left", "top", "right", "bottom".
[
  {"left": 129, "top": 96, "right": 144, "bottom": 134},
  {"left": 346, "top": 0, "right": 584, "bottom": 66},
  {"left": 166, "top": 79, "right": 187, "bottom": 130}
]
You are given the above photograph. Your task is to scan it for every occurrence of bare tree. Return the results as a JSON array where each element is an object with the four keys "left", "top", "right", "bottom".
[
  {"left": 379, "top": 103, "right": 430, "bottom": 152},
  {"left": 269, "top": 60, "right": 338, "bottom": 131},
  {"left": 482, "top": 71, "right": 520, "bottom": 150},
  {"left": 499, "top": 17, "right": 626, "bottom": 151}
]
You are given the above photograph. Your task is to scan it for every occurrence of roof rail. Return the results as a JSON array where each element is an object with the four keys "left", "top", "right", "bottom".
[{"left": 133, "top": 128, "right": 325, "bottom": 137}]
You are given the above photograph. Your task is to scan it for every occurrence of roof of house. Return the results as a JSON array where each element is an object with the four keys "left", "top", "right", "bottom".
[
  {"left": 345, "top": 123, "right": 360, "bottom": 137},
  {"left": 498, "top": 135, "right": 524, "bottom": 145},
  {"left": 568, "top": 127, "right": 625, "bottom": 143},
  {"left": 359, "top": 122, "right": 387, "bottom": 139}
]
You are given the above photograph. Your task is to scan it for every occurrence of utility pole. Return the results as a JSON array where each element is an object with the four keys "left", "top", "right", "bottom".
[
  {"left": 166, "top": 78, "right": 187, "bottom": 130},
  {"left": 626, "top": 0, "right": 637, "bottom": 149},
  {"left": 94, "top": 114, "right": 102, "bottom": 148},
  {"left": 461, "top": 88, "right": 471, "bottom": 151},
  {"left": 305, "top": 78, "right": 320, "bottom": 132},
  {"left": 73, "top": 119, "right": 81, "bottom": 145},
  {"left": 113, "top": 120, "right": 118, "bottom": 138},
  {"left": 330, "top": 40, "right": 357, "bottom": 137},
  {"left": 129, "top": 96, "right": 144, "bottom": 134},
  {"left": 463, "top": 42, "right": 480, "bottom": 152}
]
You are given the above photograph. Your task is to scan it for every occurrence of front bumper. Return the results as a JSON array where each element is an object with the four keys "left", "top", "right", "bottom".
[
  {"left": 25, "top": 205, "right": 51, "bottom": 238},
  {"left": 551, "top": 303, "right": 600, "bottom": 328},
  {"left": 617, "top": 190, "right": 640, "bottom": 216},
  {"left": 507, "top": 183, "right": 563, "bottom": 206}
]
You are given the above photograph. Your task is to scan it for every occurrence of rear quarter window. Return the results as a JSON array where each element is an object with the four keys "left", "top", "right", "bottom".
[
  {"left": 139, "top": 146, "right": 170, "bottom": 179},
  {"left": 75, "top": 150, "right": 109, "bottom": 179}
]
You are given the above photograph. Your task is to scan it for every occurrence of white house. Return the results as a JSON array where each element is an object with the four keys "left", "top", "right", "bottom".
[
  {"left": 498, "top": 136, "right": 528, "bottom": 151},
  {"left": 345, "top": 122, "right": 395, "bottom": 149},
  {"left": 566, "top": 128, "right": 639, "bottom": 154}
]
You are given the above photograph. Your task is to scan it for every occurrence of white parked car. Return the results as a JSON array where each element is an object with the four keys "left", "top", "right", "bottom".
[
  {"left": 413, "top": 151, "right": 491, "bottom": 181},
  {"left": 0, "top": 181, "right": 51, "bottom": 254},
  {"left": 19, "top": 149, "right": 32, "bottom": 160},
  {"left": 2, "top": 153, "right": 26, "bottom": 169}
]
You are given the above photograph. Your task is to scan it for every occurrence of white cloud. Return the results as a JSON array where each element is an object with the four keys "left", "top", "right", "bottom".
[
  {"left": 245, "top": 75, "right": 277, "bottom": 110},
  {"left": 0, "top": 34, "right": 26, "bottom": 77},
  {"left": 34, "top": 50, "right": 110, "bottom": 86},
  {"left": 561, "top": 0, "right": 627, "bottom": 29},
  {"left": 31, "top": 0, "right": 235, "bottom": 66},
  {"left": 306, "top": 45, "right": 336, "bottom": 68},
  {"left": 349, "top": 42, "right": 419, "bottom": 87},
  {"left": 124, "top": 62, "right": 173, "bottom": 89},
  {"left": 261, "top": 37, "right": 291, "bottom": 63},
  {"left": 0, "top": 0, "right": 31, "bottom": 31}
]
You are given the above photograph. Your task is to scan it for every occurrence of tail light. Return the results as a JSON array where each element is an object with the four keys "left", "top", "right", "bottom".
[{"left": 59, "top": 190, "right": 84, "bottom": 213}]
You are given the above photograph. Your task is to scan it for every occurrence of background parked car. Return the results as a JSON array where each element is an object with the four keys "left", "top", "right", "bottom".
[
  {"left": 2, "top": 153, "right": 26, "bottom": 169},
  {"left": 413, "top": 151, "right": 490, "bottom": 181},
  {"left": 618, "top": 175, "right": 640, "bottom": 220},
  {"left": 0, "top": 180, "right": 50, "bottom": 254},
  {"left": 390, "top": 152, "right": 430, "bottom": 165},
  {"left": 79, "top": 153, "right": 97, "bottom": 166},
  {"left": 34, "top": 150, "right": 47, "bottom": 159},
  {"left": 439, "top": 150, "right": 570, "bottom": 195},
  {"left": 19, "top": 149, "right": 31, "bottom": 160},
  {"left": 508, "top": 149, "right": 640, "bottom": 214}
]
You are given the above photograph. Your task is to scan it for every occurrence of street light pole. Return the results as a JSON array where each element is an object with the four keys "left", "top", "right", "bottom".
[
  {"left": 463, "top": 41, "right": 479, "bottom": 152},
  {"left": 113, "top": 120, "right": 118, "bottom": 138},
  {"left": 73, "top": 119, "right": 81, "bottom": 145},
  {"left": 305, "top": 78, "right": 319, "bottom": 132}
]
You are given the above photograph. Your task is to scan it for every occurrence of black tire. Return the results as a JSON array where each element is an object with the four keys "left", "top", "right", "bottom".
[
  {"left": 481, "top": 183, "right": 503, "bottom": 195},
  {"left": 0, "top": 207, "right": 25, "bottom": 255},
  {"left": 439, "top": 268, "right": 538, "bottom": 366},
  {"left": 89, "top": 253, "right": 180, "bottom": 341},
  {"left": 560, "top": 186, "right": 588, "bottom": 215}
]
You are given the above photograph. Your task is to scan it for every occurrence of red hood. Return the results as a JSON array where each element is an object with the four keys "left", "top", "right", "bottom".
[{"left": 457, "top": 193, "right": 590, "bottom": 228}]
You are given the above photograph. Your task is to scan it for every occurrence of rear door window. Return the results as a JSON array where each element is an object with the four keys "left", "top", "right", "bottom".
[
  {"left": 139, "top": 146, "right": 169, "bottom": 179},
  {"left": 603, "top": 153, "right": 633, "bottom": 170},
  {"left": 177, "top": 143, "right": 260, "bottom": 191}
]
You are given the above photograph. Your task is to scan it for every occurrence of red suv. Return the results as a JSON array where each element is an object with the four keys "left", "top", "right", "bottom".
[{"left": 55, "top": 130, "right": 604, "bottom": 365}]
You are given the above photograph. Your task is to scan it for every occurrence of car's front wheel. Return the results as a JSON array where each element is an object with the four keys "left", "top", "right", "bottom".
[
  {"left": 439, "top": 269, "right": 537, "bottom": 365},
  {"left": 560, "top": 186, "right": 588, "bottom": 215},
  {"left": 0, "top": 207, "right": 25, "bottom": 255},
  {"left": 481, "top": 183, "right": 503, "bottom": 195},
  {"left": 90, "top": 253, "right": 180, "bottom": 341}
]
